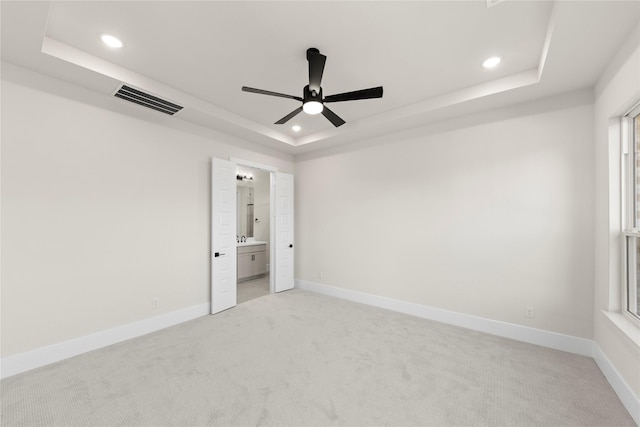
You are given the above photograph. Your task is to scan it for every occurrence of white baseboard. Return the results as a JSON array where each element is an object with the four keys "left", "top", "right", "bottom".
[
  {"left": 1, "top": 302, "right": 210, "bottom": 379},
  {"left": 295, "top": 279, "right": 593, "bottom": 356},
  {"left": 4, "top": 283, "right": 638, "bottom": 426},
  {"left": 593, "top": 343, "right": 640, "bottom": 426},
  {"left": 295, "top": 279, "right": 640, "bottom": 425}
]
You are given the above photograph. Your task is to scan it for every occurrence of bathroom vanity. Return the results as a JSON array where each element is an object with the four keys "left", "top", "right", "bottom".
[{"left": 237, "top": 241, "right": 267, "bottom": 282}]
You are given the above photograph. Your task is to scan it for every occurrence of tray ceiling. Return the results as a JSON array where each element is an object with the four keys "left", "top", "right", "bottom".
[{"left": 2, "top": 1, "right": 639, "bottom": 154}]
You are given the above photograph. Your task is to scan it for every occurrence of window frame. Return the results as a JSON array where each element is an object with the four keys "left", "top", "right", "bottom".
[{"left": 621, "top": 102, "right": 640, "bottom": 326}]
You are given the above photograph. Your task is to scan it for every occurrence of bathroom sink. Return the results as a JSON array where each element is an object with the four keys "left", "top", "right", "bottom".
[{"left": 237, "top": 241, "right": 267, "bottom": 247}]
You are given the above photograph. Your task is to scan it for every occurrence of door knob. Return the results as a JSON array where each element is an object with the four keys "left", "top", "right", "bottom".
[
  {"left": 289, "top": 244, "right": 293, "bottom": 248},
  {"left": 214, "top": 252, "right": 226, "bottom": 257}
]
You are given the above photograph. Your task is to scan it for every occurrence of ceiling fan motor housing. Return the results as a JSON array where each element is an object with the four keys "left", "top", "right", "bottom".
[
  {"left": 306, "top": 47, "right": 320, "bottom": 61},
  {"left": 303, "top": 85, "right": 322, "bottom": 103}
]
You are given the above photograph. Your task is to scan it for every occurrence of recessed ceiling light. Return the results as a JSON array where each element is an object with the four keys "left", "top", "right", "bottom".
[
  {"left": 292, "top": 125, "right": 301, "bottom": 132},
  {"left": 482, "top": 56, "right": 502, "bottom": 69},
  {"left": 100, "top": 34, "right": 123, "bottom": 48}
]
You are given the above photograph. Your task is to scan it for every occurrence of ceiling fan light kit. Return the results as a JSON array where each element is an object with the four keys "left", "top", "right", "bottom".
[
  {"left": 303, "top": 100, "right": 323, "bottom": 115},
  {"left": 242, "top": 47, "right": 383, "bottom": 128}
]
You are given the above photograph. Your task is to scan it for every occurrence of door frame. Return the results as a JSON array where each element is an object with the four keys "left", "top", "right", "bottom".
[{"left": 230, "top": 157, "right": 278, "bottom": 294}]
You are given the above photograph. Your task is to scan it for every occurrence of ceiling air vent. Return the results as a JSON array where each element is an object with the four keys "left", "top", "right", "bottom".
[{"left": 113, "top": 84, "right": 183, "bottom": 116}]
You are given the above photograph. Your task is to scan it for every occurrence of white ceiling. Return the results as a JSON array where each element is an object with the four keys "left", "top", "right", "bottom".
[{"left": 1, "top": 1, "right": 639, "bottom": 155}]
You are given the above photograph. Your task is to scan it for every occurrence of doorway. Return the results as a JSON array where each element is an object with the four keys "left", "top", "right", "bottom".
[
  {"left": 236, "top": 165, "right": 270, "bottom": 304},
  {"left": 211, "top": 157, "right": 294, "bottom": 314}
]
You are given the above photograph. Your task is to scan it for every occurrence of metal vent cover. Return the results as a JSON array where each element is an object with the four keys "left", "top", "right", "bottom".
[{"left": 113, "top": 84, "right": 183, "bottom": 115}]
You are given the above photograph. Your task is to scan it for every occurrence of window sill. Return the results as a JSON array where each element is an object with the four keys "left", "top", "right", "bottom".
[{"left": 602, "top": 310, "right": 640, "bottom": 348}]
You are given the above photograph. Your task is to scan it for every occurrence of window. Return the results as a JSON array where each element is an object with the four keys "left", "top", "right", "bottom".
[{"left": 623, "top": 103, "right": 640, "bottom": 322}]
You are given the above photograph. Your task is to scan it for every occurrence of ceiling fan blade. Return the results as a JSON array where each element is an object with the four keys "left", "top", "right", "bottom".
[
  {"left": 321, "top": 105, "right": 346, "bottom": 127},
  {"left": 323, "top": 86, "right": 383, "bottom": 103},
  {"left": 242, "top": 86, "right": 302, "bottom": 102},
  {"left": 275, "top": 106, "right": 303, "bottom": 124},
  {"left": 308, "top": 52, "right": 326, "bottom": 93}
]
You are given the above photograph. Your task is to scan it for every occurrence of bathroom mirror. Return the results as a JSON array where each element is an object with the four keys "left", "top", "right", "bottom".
[{"left": 236, "top": 185, "right": 254, "bottom": 238}]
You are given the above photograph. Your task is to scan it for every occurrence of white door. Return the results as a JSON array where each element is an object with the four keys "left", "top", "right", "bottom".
[
  {"left": 211, "top": 158, "right": 237, "bottom": 314},
  {"left": 274, "top": 172, "right": 294, "bottom": 292}
]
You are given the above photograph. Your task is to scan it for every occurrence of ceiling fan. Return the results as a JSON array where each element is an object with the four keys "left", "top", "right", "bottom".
[{"left": 242, "top": 48, "right": 383, "bottom": 128}]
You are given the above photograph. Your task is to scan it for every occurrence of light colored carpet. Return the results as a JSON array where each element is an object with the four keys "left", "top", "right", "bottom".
[
  {"left": 237, "top": 274, "right": 270, "bottom": 304},
  {"left": 1, "top": 289, "right": 635, "bottom": 426}
]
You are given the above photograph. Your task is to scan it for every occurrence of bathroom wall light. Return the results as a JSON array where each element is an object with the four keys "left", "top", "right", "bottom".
[{"left": 236, "top": 172, "right": 254, "bottom": 181}]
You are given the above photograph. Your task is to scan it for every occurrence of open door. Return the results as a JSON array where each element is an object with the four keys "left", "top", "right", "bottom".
[
  {"left": 211, "top": 158, "right": 237, "bottom": 314},
  {"left": 274, "top": 172, "right": 294, "bottom": 292}
]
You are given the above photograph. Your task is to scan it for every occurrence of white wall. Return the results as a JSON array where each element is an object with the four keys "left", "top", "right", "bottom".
[
  {"left": 593, "top": 23, "right": 640, "bottom": 398},
  {"left": 295, "top": 91, "right": 595, "bottom": 339},
  {"left": 0, "top": 63, "right": 293, "bottom": 357},
  {"left": 252, "top": 169, "right": 271, "bottom": 268}
]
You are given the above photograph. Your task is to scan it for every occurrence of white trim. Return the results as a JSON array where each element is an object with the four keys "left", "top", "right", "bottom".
[
  {"left": 602, "top": 310, "right": 640, "bottom": 348},
  {"left": 229, "top": 157, "right": 278, "bottom": 173},
  {"left": 593, "top": 343, "right": 640, "bottom": 426},
  {"left": 3, "top": 286, "right": 638, "bottom": 424},
  {"left": 295, "top": 279, "right": 593, "bottom": 355},
  {"left": 536, "top": 0, "right": 557, "bottom": 79},
  {"left": 0, "top": 303, "right": 210, "bottom": 379},
  {"left": 295, "top": 280, "right": 640, "bottom": 423},
  {"left": 622, "top": 103, "right": 640, "bottom": 326}
]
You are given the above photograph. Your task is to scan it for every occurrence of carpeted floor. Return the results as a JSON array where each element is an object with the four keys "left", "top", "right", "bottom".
[{"left": 1, "top": 289, "right": 635, "bottom": 426}]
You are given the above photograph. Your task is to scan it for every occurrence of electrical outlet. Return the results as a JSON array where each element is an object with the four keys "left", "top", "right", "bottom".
[
  {"left": 525, "top": 305, "right": 535, "bottom": 318},
  {"left": 152, "top": 297, "right": 160, "bottom": 309}
]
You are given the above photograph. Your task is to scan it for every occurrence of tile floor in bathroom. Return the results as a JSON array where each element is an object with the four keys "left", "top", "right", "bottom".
[{"left": 237, "top": 274, "right": 270, "bottom": 304}]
